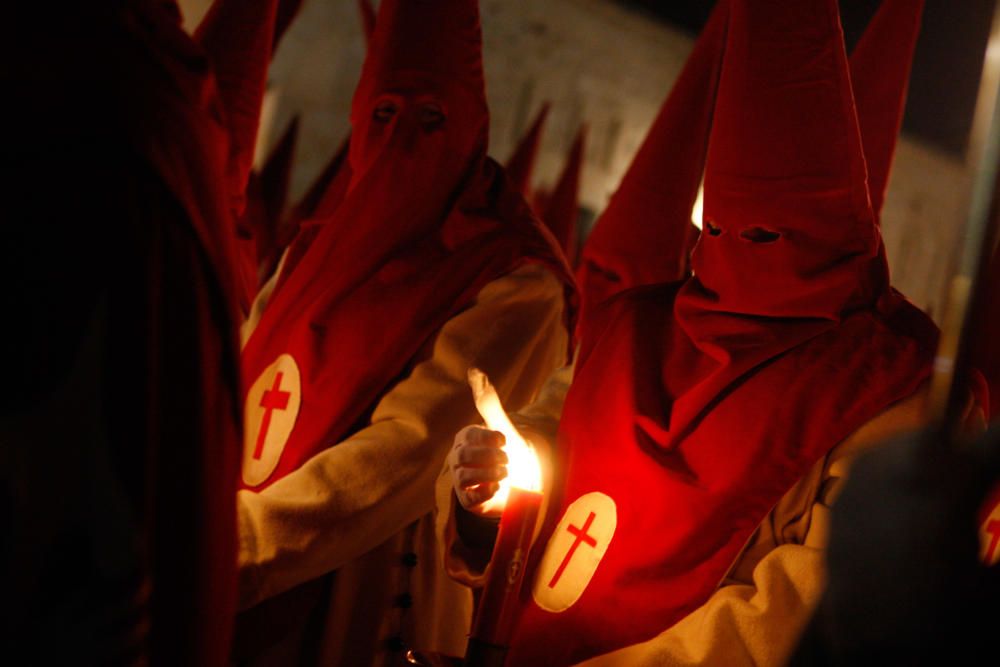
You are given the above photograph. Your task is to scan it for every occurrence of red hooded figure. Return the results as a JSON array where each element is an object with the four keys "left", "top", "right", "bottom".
[
  {"left": 4, "top": 1, "right": 254, "bottom": 664},
  {"left": 576, "top": 0, "right": 921, "bottom": 345},
  {"left": 234, "top": 0, "right": 574, "bottom": 658},
  {"left": 507, "top": 1, "right": 938, "bottom": 663},
  {"left": 576, "top": 1, "right": 727, "bottom": 339},
  {"left": 240, "top": 0, "right": 572, "bottom": 493},
  {"left": 105, "top": 3, "right": 248, "bottom": 664}
]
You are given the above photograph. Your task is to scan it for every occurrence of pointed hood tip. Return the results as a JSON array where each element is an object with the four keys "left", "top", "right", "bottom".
[
  {"left": 581, "top": 0, "right": 727, "bottom": 293},
  {"left": 850, "top": 0, "right": 925, "bottom": 219},
  {"left": 357, "top": 0, "right": 485, "bottom": 99},
  {"left": 693, "top": 0, "right": 888, "bottom": 321},
  {"left": 350, "top": 0, "right": 489, "bottom": 179},
  {"left": 704, "top": 0, "right": 871, "bottom": 221},
  {"left": 357, "top": 0, "right": 376, "bottom": 46},
  {"left": 506, "top": 102, "right": 553, "bottom": 196}
]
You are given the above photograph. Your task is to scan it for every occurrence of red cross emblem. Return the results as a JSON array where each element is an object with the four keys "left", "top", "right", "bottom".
[
  {"left": 242, "top": 354, "right": 302, "bottom": 487},
  {"left": 253, "top": 372, "right": 292, "bottom": 460},
  {"left": 548, "top": 512, "right": 599, "bottom": 589}
]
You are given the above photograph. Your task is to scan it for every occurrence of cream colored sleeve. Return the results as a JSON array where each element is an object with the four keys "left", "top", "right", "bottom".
[
  {"left": 578, "top": 545, "right": 826, "bottom": 667},
  {"left": 236, "top": 264, "right": 569, "bottom": 610},
  {"left": 577, "top": 388, "right": 939, "bottom": 667},
  {"left": 436, "top": 361, "right": 575, "bottom": 587}
]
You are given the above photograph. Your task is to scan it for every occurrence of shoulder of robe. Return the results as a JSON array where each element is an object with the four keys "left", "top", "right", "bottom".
[{"left": 825, "top": 383, "right": 930, "bottom": 482}]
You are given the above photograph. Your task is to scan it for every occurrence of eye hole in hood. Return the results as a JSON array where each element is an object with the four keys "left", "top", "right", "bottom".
[
  {"left": 739, "top": 226, "right": 781, "bottom": 244},
  {"left": 372, "top": 100, "right": 398, "bottom": 123},
  {"left": 418, "top": 103, "right": 446, "bottom": 128}
]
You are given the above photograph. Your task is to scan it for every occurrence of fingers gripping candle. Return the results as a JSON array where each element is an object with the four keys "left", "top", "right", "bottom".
[{"left": 465, "top": 369, "right": 543, "bottom": 667}]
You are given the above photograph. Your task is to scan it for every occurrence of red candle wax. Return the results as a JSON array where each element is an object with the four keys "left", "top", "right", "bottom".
[{"left": 470, "top": 486, "right": 543, "bottom": 647}]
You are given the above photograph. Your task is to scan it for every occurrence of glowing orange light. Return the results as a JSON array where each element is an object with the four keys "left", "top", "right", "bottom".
[{"left": 467, "top": 368, "right": 543, "bottom": 512}]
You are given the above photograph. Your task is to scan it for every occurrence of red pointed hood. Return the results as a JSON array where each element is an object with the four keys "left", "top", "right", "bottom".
[
  {"left": 578, "top": 1, "right": 727, "bottom": 314},
  {"left": 194, "top": 0, "right": 284, "bottom": 214},
  {"left": 688, "top": 0, "right": 882, "bottom": 322},
  {"left": 348, "top": 0, "right": 488, "bottom": 187},
  {"left": 851, "top": 0, "right": 925, "bottom": 219},
  {"left": 358, "top": 0, "right": 376, "bottom": 47},
  {"left": 505, "top": 103, "right": 551, "bottom": 197},
  {"left": 542, "top": 125, "right": 586, "bottom": 263}
]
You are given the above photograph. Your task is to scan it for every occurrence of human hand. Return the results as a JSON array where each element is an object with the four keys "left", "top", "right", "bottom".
[{"left": 449, "top": 425, "right": 508, "bottom": 517}]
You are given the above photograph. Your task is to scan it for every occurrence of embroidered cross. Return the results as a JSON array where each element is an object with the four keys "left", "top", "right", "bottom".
[
  {"left": 547, "top": 511, "right": 598, "bottom": 589},
  {"left": 253, "top": 372, "right": 291, "bottom": 460}
]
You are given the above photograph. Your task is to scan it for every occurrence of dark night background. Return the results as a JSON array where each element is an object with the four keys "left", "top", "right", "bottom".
[{"left": 616, "top": 0, "right": 997, "bottom": 157}]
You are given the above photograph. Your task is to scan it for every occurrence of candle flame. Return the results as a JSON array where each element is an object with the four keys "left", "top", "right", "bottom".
[
  {"left": 691, "top": 181, "right": 705, "bottom": 230},
  {"left": 468, "top": 369, "right": 543, "bottom": 512}
]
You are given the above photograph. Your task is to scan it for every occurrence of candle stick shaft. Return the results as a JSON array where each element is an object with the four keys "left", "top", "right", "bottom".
[{"left": 468, "top": 487, "right": 542, "bottom": 660}]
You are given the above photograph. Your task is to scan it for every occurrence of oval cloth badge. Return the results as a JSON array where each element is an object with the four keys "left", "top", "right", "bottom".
[
  {"left": 532, "top": 492, "right": 617, "bottom": 613},
  {"left": 242, "top": 353, "right": 302, "bottom": 487}
]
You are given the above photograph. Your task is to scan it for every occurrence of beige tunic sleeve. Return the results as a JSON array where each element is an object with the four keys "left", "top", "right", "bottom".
[
  {"left": 576, "top": 387, "right": 964, "bottom": 667},
  {"left": 237, "top": 264, "right": 569, "bottom": 610}
]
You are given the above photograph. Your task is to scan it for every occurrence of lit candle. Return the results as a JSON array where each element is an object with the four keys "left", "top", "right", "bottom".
[{"left": 465, "top": 369, "right": 543, "bottom": 667}]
